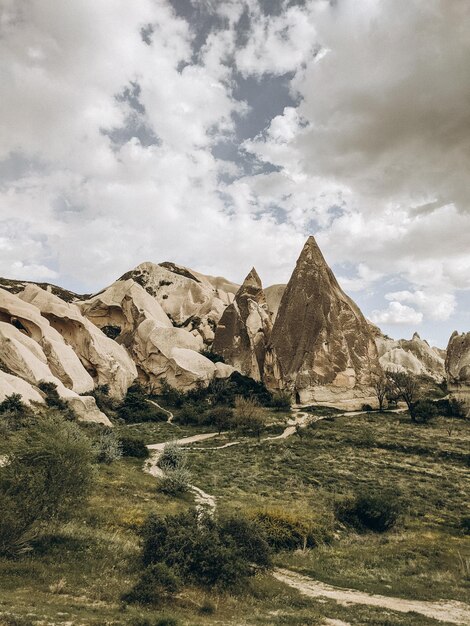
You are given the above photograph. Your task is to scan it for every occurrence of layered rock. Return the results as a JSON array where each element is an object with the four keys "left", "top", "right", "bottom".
[
  {"left": 445, "top": 331, "right": 470, "bottom": 415},
  {"left": 18, "top": 285, "right": 137, "bottom": 400},
  {"left": 212, "top": 268, "right": 272, "bottom": 380},
  {"left": 374, "top": 329, "right": 445, "bottom": 381},
  {"left": 264, "top": 236, "right": 382, "bottom": 409},
  {"left": 117, "top": 262, "right": 238, "bottom": 343},
  {"left": 0, "top": 288, "right": 110, "bottom": 424}
]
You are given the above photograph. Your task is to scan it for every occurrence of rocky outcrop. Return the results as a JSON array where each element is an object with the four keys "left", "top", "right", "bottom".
[
  {"left": 374, "top": 330, "right": 445, "bottom": 381},
  {"left": 0, "top": 288, "right": 110, "bottom": 424},
  {"left": 212, "top": 268, "right": 272, "bottom": 380},
  {"left": 117, "top": 262, "right": 238, "bottom": 344},
  {"left": 445, "top": 331, "right": 470, "bottom": 415},
  {"left": 264, "top": 236, "right": 382, "bottom": 409},
  {"left": 265, "top": 284, "right": 286, "bottom": 321},
  {"left": 18, "top": 285, "right": 137, "bottom": 400}
]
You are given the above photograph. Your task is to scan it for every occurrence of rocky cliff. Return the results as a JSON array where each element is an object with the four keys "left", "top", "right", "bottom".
[
  {"left": 446, "top": 331, "right": 470, "bottom": 415},
  {"left": 264, "top": 237, "right": 382, "bottom": 409},
  {"left": 212, "top": 268, "right": 272, "bottom": 380}
]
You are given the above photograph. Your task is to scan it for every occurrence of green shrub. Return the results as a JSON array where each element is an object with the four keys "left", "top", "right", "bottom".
[
  {"left": 175, "top": 403, "right": 205, "bottom": 425},
  {"left": 0, "top": 393, "right": 35, "bottom": 432},
  {"left": 252, "top": 509, "right": 324, "bottom": 551},
  {"left": 122, "top": 563, "right": 181, "bottom": 605},
  {"left": 88, "top": 383, "right": 118, "bottom": 415},
  {"left": 158, "top": 467, "right": 192, "bottom": 496},
  {"left": 434, "top": 398, "right": 467, "bottom": 418},
  {"left": 118, "top": 384, "right": 167, "bottom": 423},
  {"left": 206, "top": 405, "right": 233, "bottom": 433},
  {"left": 271, "top": 390, "right": 292, "bottom": 411},
  {"left": 335, "top": 489, "right": 401, "bottom": 533},
  {"left": 219, "top": 516, "right": 271, "bottom": 567},
  {"left": 233, "top": 396, "right": 266, "bottom": 440},
  {"left": 361, "top": 404, "right": 374, "bottom": 412},
  {"left": 158, "top": 442, "right": 186, "bottom": 470},
  {"left": 140, "top": 510, "right": 270, "bottom": 590},
  {"left": 38, "top": 381, "right": 70, "bottom": 413},
  {"left": 411, "top": 399, "right": 438, "bottom": 423},
  {"left": 0, "top": 414, "right": 95, "bottom": 556},
  {"left": 92, "top": 429, "right": 122, "bottom": 464},
  {"left": 119, "top": 434, "right": 149, "bottom": 458},
  {"left": 200, "top": 349, "right": 225, "bottom": 364}
]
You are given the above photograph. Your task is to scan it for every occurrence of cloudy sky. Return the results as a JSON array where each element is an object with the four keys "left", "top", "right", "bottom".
[{"left": 1, "top": 0, "right": 469, "bottom": 347}]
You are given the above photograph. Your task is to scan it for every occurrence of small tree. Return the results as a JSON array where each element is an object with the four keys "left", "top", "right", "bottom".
[
  {"left": 233, "top": 396, "right": 266, "bottom": 441},
  {"left": 209, "top": 406, "right": 233, "bottom": 434},
  {"left": 372, "top": 377, "right": 388, "bottom": 412},
  {"left": 386, "top": 371, "right": 420, "bottom": 420},
  {"left": 271, "top": 390, "right": 292, "bottom": 412}
]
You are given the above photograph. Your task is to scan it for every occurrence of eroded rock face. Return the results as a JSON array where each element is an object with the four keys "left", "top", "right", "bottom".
[
  {"left": 18, "top": 285, "right": 137, "bottom": 400},
  {"left": 264, "top": 237, "right": 382, "bottom": 409},
  {"left": 212, "top": 268, "right": 272, "bottom": 380},
  {"left": 117, "top": 262, "right": 238, "bottom": 344},
  {"left": 374, "top": 330, "right": 445, "bottom": 381},
  {"left": 264, "top": 284, "right": 286, "bottom": 322},
  {"left": 446, "top": 331, "right": 470, "bottom": 415},
  {"left": 0, "top": 370, "right": 45, "bottom": 406}
]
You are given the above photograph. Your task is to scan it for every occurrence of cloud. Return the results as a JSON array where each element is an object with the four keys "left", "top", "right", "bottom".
[
  {"left": 385, "top": 290, "right": 456, "bottom": 321},
  {"left": 370, "top": 302, "right": 423, "bottom": 326}
]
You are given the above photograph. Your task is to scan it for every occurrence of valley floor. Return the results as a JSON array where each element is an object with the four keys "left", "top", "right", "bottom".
[{"left": 0, "top": 407, "right": 469, "bottom": 626}]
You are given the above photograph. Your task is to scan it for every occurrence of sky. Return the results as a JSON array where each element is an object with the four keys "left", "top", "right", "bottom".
[{"left": 1, "top": 0, "right": 470, "bottom": 347}]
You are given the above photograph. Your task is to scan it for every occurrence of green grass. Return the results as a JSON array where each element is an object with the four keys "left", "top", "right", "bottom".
[{"left": 0, "top": 409, "right": 469, "bottom": 625}]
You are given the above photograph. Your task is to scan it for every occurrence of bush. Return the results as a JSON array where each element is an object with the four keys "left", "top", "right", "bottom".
[
  {"left": 271, "top": 390, "right": 292, "bottom": 411},
  {"left": 0, "top": 414, "right": 95, "bottom": 556},
  {"left": 101, "top": 325, "right": 121, "bottom": 340},
  {"left": 119, "top": 434, "right": 149, "bottom": 458},
  {"left": 158, "top": 441, "right": 186, "bottom": 471},
  {"left": 88, "top": 384, "right": 118, "bottom": 415},
  {"left": 92, "top": 429, "right": 122, "bottom": 464},
  {"left": 123, "top": 563, "right": 181, "bottom": 605},
  {"left": 251, "top": 509, "right": 328, "bottom": 551},
  {"left": 206, "top": 405, "right": 233, "bottom": 433},
  {"left": 411, "top": 399, "right": 438, "bottom": 423},
  {"left": 38, "top": 381, "right": 71, "bottom": 413},
  {"left": 0, "top": 393, "right": 35, "bottom": 432},
  {"left": 233, "top": 396, "right": 265, "bottom": 440},
  {"left": 140, "top": 510, "right": 270, "bottom": 590},
  {"left": 434, "top": 398, "right": 467, "bottom": 419},
  {"left": 335, "top": 489, "right": 401, "bottom": 533},
  {"left": 158, "top": 467, "right": 192, "bottom": 496},
  {"left": 176, "top": 403, "right": 205, "bottom": 426},
  {"left": 200, "top": 349, "right": 225, "bottom": 364},
  {"left": 118, "top": 384, "right": 167, "bottom": 423},
  {"left": 361, "top": 404, "right": 374, "bottom": 412}
]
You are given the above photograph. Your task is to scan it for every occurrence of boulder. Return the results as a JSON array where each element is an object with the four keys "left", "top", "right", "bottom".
[
  {"left": 445, "top": 331, "right": 470, "bottom": 415},
  {"left": 264, "top": 236, "right": 382, "bottom": 409},
  {"left": 19, "top": 285, "right": 137, "bottom": 400},
  {"left": 212, "top": 268, "right": 272, "bottom": 380},
  {"left": 0, "top": 370, "right": 45, "bottom": 406}
]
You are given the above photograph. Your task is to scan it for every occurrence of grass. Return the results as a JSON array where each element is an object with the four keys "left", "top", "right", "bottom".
[{"left": 0, "top": 407, "right": 469, "bottom": 625}]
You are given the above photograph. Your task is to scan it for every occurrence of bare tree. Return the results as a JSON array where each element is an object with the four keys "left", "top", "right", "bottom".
[
  {"left": 372, "top": 376, "right": 388, "bottom": 412},
  {"left": 386, "top": 371, "right": 420, "bottom": 420}
]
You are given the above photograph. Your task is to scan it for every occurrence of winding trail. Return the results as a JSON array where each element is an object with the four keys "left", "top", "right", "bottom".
[
  {"left": 143, "top": 404, "right": 469, "bottom": 623},
  {"left": 147, "top": 398, "right": 174, "bottom": 423},
  {"left": 273, "top": 569, "right": 470, "bottom": 625}
]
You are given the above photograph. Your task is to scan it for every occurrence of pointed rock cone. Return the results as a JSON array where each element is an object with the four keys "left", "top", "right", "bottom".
[
  {"left": 264, "top": 236, "right": 382, "bottom": 409},
  {"left": 445, "top": 331, "right": 470, "bottom": 416},
  {"left": 212, "top": 268, "right": 272, "bottom": 380}
]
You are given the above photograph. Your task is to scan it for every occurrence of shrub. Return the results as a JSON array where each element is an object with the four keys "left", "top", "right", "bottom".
[
  {"left": 0, "top": 394, "right": 35, "bottom": 431},
  {"left": 361, "top": 404, "right": 374, "bottom": 412},
  {"left": 92, "top": 429, "right": 122, "bottom": 464},
  {"left": 206, "top": 405, "right": 233, "bottom": 433},
  {"left": 176, "top": 403, "right": 205, "bottom": 426},
  {"left": 411, "top": 399, "right": 438, "bottom": 423},
  {"left": 101, "top": 324, "right": 121, "bottom": 340},
  {"left": 140, "top": 510, "right": 270, "bottom": 590},
  {"left": 38, "top": 381, "right": 70, "bottom": 413},
  {"left": 123, "top": 563, "right": 181, "bottom": 605},
  {"left": 158, "top": 467, "right": 192, "bottom": 496},
  {"left": 271, "top": 390, "right": 292, "bottom": 411},
  {"left": 119, "top": 434, "right": 149, "bottom": 459},
  {"left": 158, "top": 381, "right": 185, "bottom": 408},
  {"left": 335, "top": 489, "right": 401, "bottom": 533},
  {"left": 219, "top": 516, "right": 271, "bottom": 567},
  {"left": 233, "top": 396, "right": 265, "bottom": 440},
  {"left": 88, "top": 384, "right": 118, "bottom": 415},
  {"left": 0, "top": 393, "right": 25, "bottom": 414},
  {"left": 434, "top": 398, "right": 467, "bottom": 419},
  {"left": 158, "top": 442, "right": 186, "bottom": 471},
  {"left": 251, "top": 509, "right": 327, "bottom": 551},
  {"left": 200, "top": 349, "right": 225, "bottom": 364},
  {"left": 0, "top": 415, "right": 95, "bottom": 556},
  {"left": 118, "top": 384, "right": 167, "bottom": 423}
]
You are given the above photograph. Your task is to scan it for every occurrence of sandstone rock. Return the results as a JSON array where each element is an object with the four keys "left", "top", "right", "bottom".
[
  {"left": 18, "top": 285, "right": 137, "bottom": 399},
  {"left": 0, "top": 288, "right": 94, "bottom": 393},
  {"left": 264, "top": 236, "right": 382, "bottom": 409},
  {"left": 80, "top": 278, "right": 172, "bottom": 335},
  {"left": 0, "top": 320, "right": 110, "bottom": 425},
  {"left": 212, "top": 268, "right": 272, "bottom": 380},
  {"left": 0, "top": 370, "right": 45, "bottom": 406},
  {"left": 265, "top": 284, "right": 286, "bottom": 321},
  {"left": 375, "top": 331, "right": 445, "bottom": 381},
  {"left": 445, "top": 331, "right": 470, "bottom": 415},
  {"left": 131, "top": 319, "right": 217, "bottom": 391},
  {"left": 117, "top": 262, "right": 238, "bottom": 343}
]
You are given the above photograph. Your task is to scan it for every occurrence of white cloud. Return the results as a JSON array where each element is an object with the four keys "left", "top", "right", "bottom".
[
  {"left": 370, "top": 302, "right": 423, "bottom": 326},
  {"left": 385, "top": 290, "right": 456, "bottom": 321}
]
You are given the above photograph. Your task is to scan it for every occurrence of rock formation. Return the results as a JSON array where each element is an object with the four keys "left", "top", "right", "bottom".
[
  {"left": 0, "top": 287, "right": 111, "bottom": 424},
  {"left": 264, "top": 284, "right": 286, "bottom": 321},
  {"left": 445, "top": 331, "right": 470, "bottom": 415},
  {"left": 264, "top": 236, "right": 382, "bottom": 409},
  {"left": 117, "top": 262, "right": 238, "bottom": 343},
  {"left": 212, "top": 268, "right": 272, "bottom": 380},
  {"left": 373, "top": 328, "right": 445, "bottom": 381},
  {"left": 18, "top": 285, "right": 137, "bottom": 400}
]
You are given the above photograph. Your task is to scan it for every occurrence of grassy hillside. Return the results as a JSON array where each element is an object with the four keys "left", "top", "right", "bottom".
[{"left": 0, "top": 406, "right": 469, "bottom": 626}]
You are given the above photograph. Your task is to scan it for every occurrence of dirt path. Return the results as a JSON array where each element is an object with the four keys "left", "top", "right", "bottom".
[
  {"left": 273, "top": 569, "right": 470, "bottom": 625},
  {"left": 147, "top": 398, "right": 174, "bottom": 423}
]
